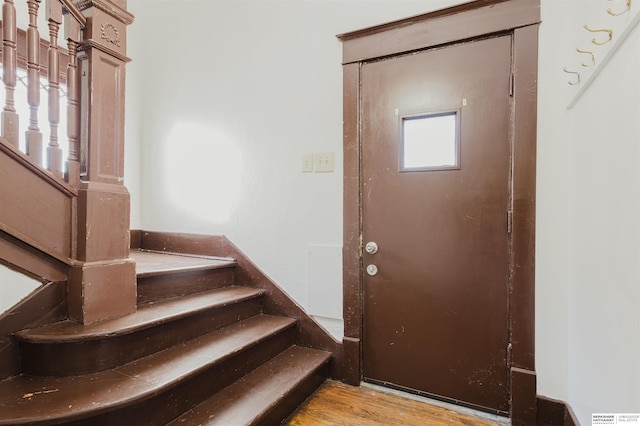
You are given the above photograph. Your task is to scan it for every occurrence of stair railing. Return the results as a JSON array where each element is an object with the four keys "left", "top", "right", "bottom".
[
  {"left": 1, "top": 0, "right": 85, "bottom": 186},
  {"left": 1, "top": 0, "right": 136, "bottom": 325}
]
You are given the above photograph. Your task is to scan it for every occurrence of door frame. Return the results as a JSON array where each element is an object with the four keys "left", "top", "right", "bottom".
[{"left": 337, "top": 0, "right": 540, "bottom": 423}]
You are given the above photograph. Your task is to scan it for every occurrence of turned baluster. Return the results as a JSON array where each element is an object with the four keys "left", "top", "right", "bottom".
[
  {"left": 26, "top": 0, "right": 43, "bottom": 164},
  {"left": 64, "top": 15, "right": 81, "bottom": 186},
  {"left": 1, "top": 0, "right": 18, "bottom": 147},
  {"left": 46, "top": 0, "right": 62, "bottom": 178}
]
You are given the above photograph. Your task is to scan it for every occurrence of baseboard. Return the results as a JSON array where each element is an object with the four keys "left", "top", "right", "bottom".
[
  {"left": 564, "top": 403, "right": 580, "bottom": 426},
  {"left": 129, "top": 229, "right": 141, "bottom": 250},
  {"left": 537, "top": 395, "right": 580, "bottom": 426}
]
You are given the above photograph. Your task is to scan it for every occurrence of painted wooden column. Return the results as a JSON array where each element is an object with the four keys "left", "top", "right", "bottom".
[{"left": 68, "top": 0, "right": 135, "bottom": 324}]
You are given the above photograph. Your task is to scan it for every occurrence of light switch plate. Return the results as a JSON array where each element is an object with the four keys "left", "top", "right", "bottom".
[
  {"left": 302, "top": 154, "right": 314, "bottom": 172},
  {"left": 314, "top": 152, "right": 334, "bottom": 173}
]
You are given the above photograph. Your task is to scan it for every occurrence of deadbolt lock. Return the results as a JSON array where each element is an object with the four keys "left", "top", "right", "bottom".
[{"left": 366, "top": 264, "right": 378, "bottom": 276}]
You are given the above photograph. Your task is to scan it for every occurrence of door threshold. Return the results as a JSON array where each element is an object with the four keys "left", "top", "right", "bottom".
[{"left": 360, "top": 381, "right": 511, "bottom": 425}]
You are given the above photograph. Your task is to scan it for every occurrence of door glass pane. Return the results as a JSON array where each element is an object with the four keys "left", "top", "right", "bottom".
[{"left": 401, "top": 112, "right": 458, "bottom": 170}]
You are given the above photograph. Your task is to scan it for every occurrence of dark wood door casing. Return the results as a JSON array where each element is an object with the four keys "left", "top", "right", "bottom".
[{"left": 338, "top": 0, "right": 539, "bottom": 424}]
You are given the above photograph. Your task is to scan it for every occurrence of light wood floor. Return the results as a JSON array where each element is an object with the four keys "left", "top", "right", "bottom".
[{"left": 286, "top": 381, "right": 503, "bottom": 426}]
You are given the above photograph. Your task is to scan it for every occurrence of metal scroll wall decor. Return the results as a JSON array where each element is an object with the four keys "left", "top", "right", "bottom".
[{"left": 564, "top": 0, "right": 640, "bottom": 108}]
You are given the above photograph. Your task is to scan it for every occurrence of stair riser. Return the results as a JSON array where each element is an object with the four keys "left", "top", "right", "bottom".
[
  {"left": 166, "top": 346, "right": 332, "bottom": 426},
  {"left": 63, "top": 328, "right": 296, "bottom": 426},
  {"left": 256, "top": 363, "right": 329, "bottom": 426},
  {"left": 137, "top": 268, "right": 235, "bottom": 305},
  {"left": 19, "top": 299, "right": 263, "bottom": 376}
]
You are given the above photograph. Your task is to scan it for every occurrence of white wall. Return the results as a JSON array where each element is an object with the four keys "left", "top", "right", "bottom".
[
  {"left": 125, "top": 3, "right": 144, "bottom": 229},
  {"left": 535, "top": 0, "right": 574, "bottom": 404},
  {"left": 0, "top": 266, "right": 40, "bottom": 315},
  {"left": 123, "top": 0, "right": 640, "bottom": 421},
  {"left": 568, "top": 48, "right": 640, "bottom": 419},
  {"left": 537, "top": 0, "right": 640, "bottom": 423},
  {"left": 567, "top": 18, "right": 640, "bottom": 426}
]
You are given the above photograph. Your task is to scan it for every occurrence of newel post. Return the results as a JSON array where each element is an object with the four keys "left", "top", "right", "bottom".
[{"left": 68, "top": 0, "right": 135, "bottom": 324}]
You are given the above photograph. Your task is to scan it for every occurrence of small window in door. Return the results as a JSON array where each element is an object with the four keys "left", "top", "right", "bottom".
[{"left": 400, "top": 111, "right": 459, "bottom": 171}]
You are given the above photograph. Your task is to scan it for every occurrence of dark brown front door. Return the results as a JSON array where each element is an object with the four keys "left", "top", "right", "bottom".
[{"left": 362, "top": 35, "right": 512, "bottom": 413}]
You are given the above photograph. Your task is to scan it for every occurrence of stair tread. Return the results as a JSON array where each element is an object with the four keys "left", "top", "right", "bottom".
[
  {"left": 16, "top": 286, "right": 264, "bottom": 343},
  {"left": 168, "top": 346, "right": 331, "bottom": 426},
  {"left": 0, "top": 314, "right": 296, "bottom": 424},
  {"left": 132, "top": 249, "right": 236, "bottom": 278}
]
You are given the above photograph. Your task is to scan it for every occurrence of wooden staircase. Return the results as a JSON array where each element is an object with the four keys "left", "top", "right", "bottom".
[
  {"left": 0, "top": 250, "right": 332, "bottom": 425},
  {"left": 1, "top": 2, "right": 339, "bottom": 422}
]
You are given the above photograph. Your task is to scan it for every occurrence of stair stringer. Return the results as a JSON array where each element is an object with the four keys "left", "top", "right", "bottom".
[
  {"left": 0, "top": 142, "right": 77, "bottom": 269},
  {"left": 0, "top": 281, "right": 67, "bottom": 380},
  {"left": 0, "top": 230, "right": 69, "bottom": 284}
]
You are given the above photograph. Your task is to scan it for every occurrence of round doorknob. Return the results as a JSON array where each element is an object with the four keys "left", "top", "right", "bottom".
[
  {"left": 366, "top": 264, "right": 378, "bottom": 276},
  {"left": 365, "top": 241, "right": 379, "bottom": 254}
]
